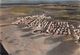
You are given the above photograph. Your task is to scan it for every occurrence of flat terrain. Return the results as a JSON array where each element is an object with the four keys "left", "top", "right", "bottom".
[
  {"left": 0, "top": 4, "right": 80, "bottom": 55},
  {"left": 0, "top": 22, "right": 80, "bottom": 55}
]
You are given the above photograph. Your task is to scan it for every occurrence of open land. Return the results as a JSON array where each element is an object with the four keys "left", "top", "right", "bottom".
[{"left": 0, "top": 2, "right": 80, "bottom": 55}]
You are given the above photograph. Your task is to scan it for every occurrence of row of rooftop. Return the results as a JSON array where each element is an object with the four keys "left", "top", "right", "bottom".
[{"left": 12, "top": 14, "right": 80, "bottom": 39}]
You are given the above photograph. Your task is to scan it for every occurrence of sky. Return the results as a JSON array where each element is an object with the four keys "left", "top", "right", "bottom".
[{"left": 1, "top": 0, "right": 80, "bottom": 3}]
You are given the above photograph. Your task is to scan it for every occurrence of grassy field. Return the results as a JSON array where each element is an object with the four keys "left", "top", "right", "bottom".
[
  {"left": 10, "top": 6, "right": 33, "bottom": 14},
  {"left": 0, "top": 5, "right": 80, "bottom": 20},
  {"left": 5, "top": 6, "right": 44, "bottom": 15}
]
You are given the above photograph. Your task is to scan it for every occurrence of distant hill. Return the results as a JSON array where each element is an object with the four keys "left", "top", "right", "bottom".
[{"left": 1, "top": 1, "right": 80, "bottom": 5}]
